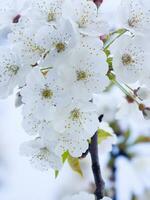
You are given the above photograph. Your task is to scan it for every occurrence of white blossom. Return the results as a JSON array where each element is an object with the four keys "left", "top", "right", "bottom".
[
  {"left": 21, "top": 106, "right": 52, "bottom": 136},
  {"left": 53, "top": 100, "right": 99, "bottom": 136},
  {"left": 54, "top": 127, "right": 89, "bottom": 157},
  {"left": 9, "top": 26, "right": 46, "bottom": 66},
  {"left": 59, "top": 48, "right": 109, "bottom": 100},
  {"left": 62, "top": 192, "right": 112, "bottom": 200},
  {"left": 111, "top": 34, "right": 149, "bottom": 84},
  {"left": 30, "top": 0, "right": 63, "bottom": 25},
  {"left": 1, "top": 0, "right": 150, "bottom": 184},
  {"left": 118, "top": 0, "right": 150, "bottom": 34},
  {"left": 20, "top": 137, "right": 62, "bottom": 171},
  {"left": 0, "top": 46, "right": 31, "bottom": 98},
  {"left": 93, "top": 87, "right": 123, "bottom": 122},
  {"left": 35, "top": 19, "right": 78, "bottom": 66},
  {"left": 21, "top": 68, "right": 64, "bottom": 121},
  {"left": 62, "top": 0, "right": 108, "bottom": 36}
]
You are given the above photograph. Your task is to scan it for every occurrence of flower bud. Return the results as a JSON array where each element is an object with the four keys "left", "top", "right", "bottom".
[
  {"left": 126, "top": 95, "right": 134, "bottom": 103},
  {"left": 93, "top": 0, "right": 103, "bottom": 8}
]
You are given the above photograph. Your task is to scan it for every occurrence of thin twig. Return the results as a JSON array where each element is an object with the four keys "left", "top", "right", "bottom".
[{"left": 89, "top": 132, "right": 105, "bottom": 199}]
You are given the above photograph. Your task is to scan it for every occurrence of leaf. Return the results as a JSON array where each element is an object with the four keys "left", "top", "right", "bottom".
[
  {"left": 55, "top": 170, "right": 59, "bottom": 178},
  {"left": 97, "top": 128, "right": 112, "bottom": 144},
  {"left": 134, "top": 136, "right": 150, "bottom": 144},
  {"left": 123, "top": 130, "right": 131, "bottom": 142},
  {"left": 68, "top": 154, "right": 83, "bottom": 177},
  {"left": 62, "top": 151, "right": 69, "bottom": 163}
]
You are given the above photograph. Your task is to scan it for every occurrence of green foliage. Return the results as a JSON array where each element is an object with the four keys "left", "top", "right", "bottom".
[
  {"left": 134, "top": 135, "right": 150, "bottom": 144},
  {"left": 97, "top": 128, "right": 112, "bottom": 144},
  {"left": 62, "top": 151, "right": 69, "bottom": 163},
  {"left": 55, "top": 151, "right": 83, "bottom": 178},
  {"left": 68, "top": 154, "right": 83, "bottom": 177}
]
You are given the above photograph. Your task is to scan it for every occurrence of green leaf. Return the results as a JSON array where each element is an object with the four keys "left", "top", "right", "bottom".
[
  {"left": 62, "top": 151, "right": 69, "bottom": 163},
  {"left": 123, "top": 130, "right": 131, "bottom": 143},
  {"left": 134, "top": 136, "right": 150, "bottom": 144},
  {"left": 68, "top": 154, "right": 83, "bottom": 177},
  {"left": 55, "top": 170, "right": 59, "bottom": 178},
  {"left": 97, "top": 128, "right": 112, "bottom": 144}
]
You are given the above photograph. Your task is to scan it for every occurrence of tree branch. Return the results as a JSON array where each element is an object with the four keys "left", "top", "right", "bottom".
[{"left": 89, "top": 132, "right": 105, "bottom": 199}]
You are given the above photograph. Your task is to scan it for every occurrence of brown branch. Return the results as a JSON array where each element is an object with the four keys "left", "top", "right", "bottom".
[{"left": 89, "top": 132, "right": 105, "bottom": 199}]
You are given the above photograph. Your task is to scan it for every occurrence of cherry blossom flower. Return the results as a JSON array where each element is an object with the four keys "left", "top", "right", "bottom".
[
  {"left": 118, "top": 0, "right": 150, "bottom": 34},
  {"left": 21, "top": 68, "right": 64, "bottom": 121},
  {"left": 62, "top": 0, "right": 108, "bottom": 36},
  {"left": 21, "top": 106, "right": 52, "bottom": 136},
  {"left": 62, "top": 192, "right": 112, "bottom": 200},
  {"left": 111, "top": 34, "right": 150, "bottom": 84},
  {"left": 0, "top": 46, "right": 31, "bottom": 98},
  {"left": 59, "top": 49, "right": 109, "bottom": 100},
  {"left": 53, "top": 100, "right": 99, "bottom": 136},
  {"left": 35, "top": 19, "right": 78, "bottom": 65},
  {"left": 20, "top": 137, "right": 62, "bottom": 171},
  {"left": 31, "top": 0, "right": 64, "bottom": 25}
]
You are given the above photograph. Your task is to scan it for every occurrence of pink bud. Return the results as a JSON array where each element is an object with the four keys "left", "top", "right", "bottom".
[
  {"left": 100, "top": 35, "right": 107, "bottom": 42},
  {"left": 93, "top": 0, "right": 103, "bottom": 8}
]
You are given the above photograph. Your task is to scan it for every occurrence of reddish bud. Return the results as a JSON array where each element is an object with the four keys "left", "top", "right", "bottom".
[
  {"left": 93, "top": 0, "right": 103, "bottom": 8},
  {"left": 126, "top": 95, "right": 134, "bottom": 104},
  {"left": 100, "top": 35, "right": 107, "bottom": 42},
  {"left": 13, "top": 14, "right": 21, "bottom": 23}
]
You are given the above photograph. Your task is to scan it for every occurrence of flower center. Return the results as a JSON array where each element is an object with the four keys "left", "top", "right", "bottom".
[
  {"left": 30, "top": 44, "right": 45, "bottom": 54},
  {"left": 42, "top": 88, "right": 53, "bottom": 99},
  {"left": 70, "top": 108, "right": 80, "bottom": 121},
  {"left": 36, "top": 147, "right": 49, "bottom": 161},
  {"left": 78, "top": 16, "right": 88, "bottom": 28},
  {"left": 76, "top": 70, "right": 87, "bottom": 81},
  {"left": 47, "top": 12, "right": 55, "bottom": 22},
  {"left": 55, "top": 42, "right": 65, "bottom": 53},
  {"left": 7, "top": 65, "right": 19, "bottom": 75},
  {"left": 122, "top": 54, "right": 134, "bottom": 65},
  {"left": 128, "top": 16, "right": 140, "bottom": 28}
]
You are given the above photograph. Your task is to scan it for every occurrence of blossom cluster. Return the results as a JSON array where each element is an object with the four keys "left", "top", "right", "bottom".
[
  {"left": 110, "top": 0, "right": 150, "bottom": 119},
  {"left": 0, "top": 0, "right": 150, "bottom": 172},
  {"left": 0, "top": 0, "right": 150, "bottom": 199},
  {"left": 0, "top": 0, "right": 114, "bottom": 171}
]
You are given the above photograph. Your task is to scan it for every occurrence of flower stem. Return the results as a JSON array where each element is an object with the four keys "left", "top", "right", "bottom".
[
  {"left": 104, "top": 29, "right": 127, "bottom": 50},
  {"left": 89, "top": 132, "right": 105, "bottom": 199}
]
